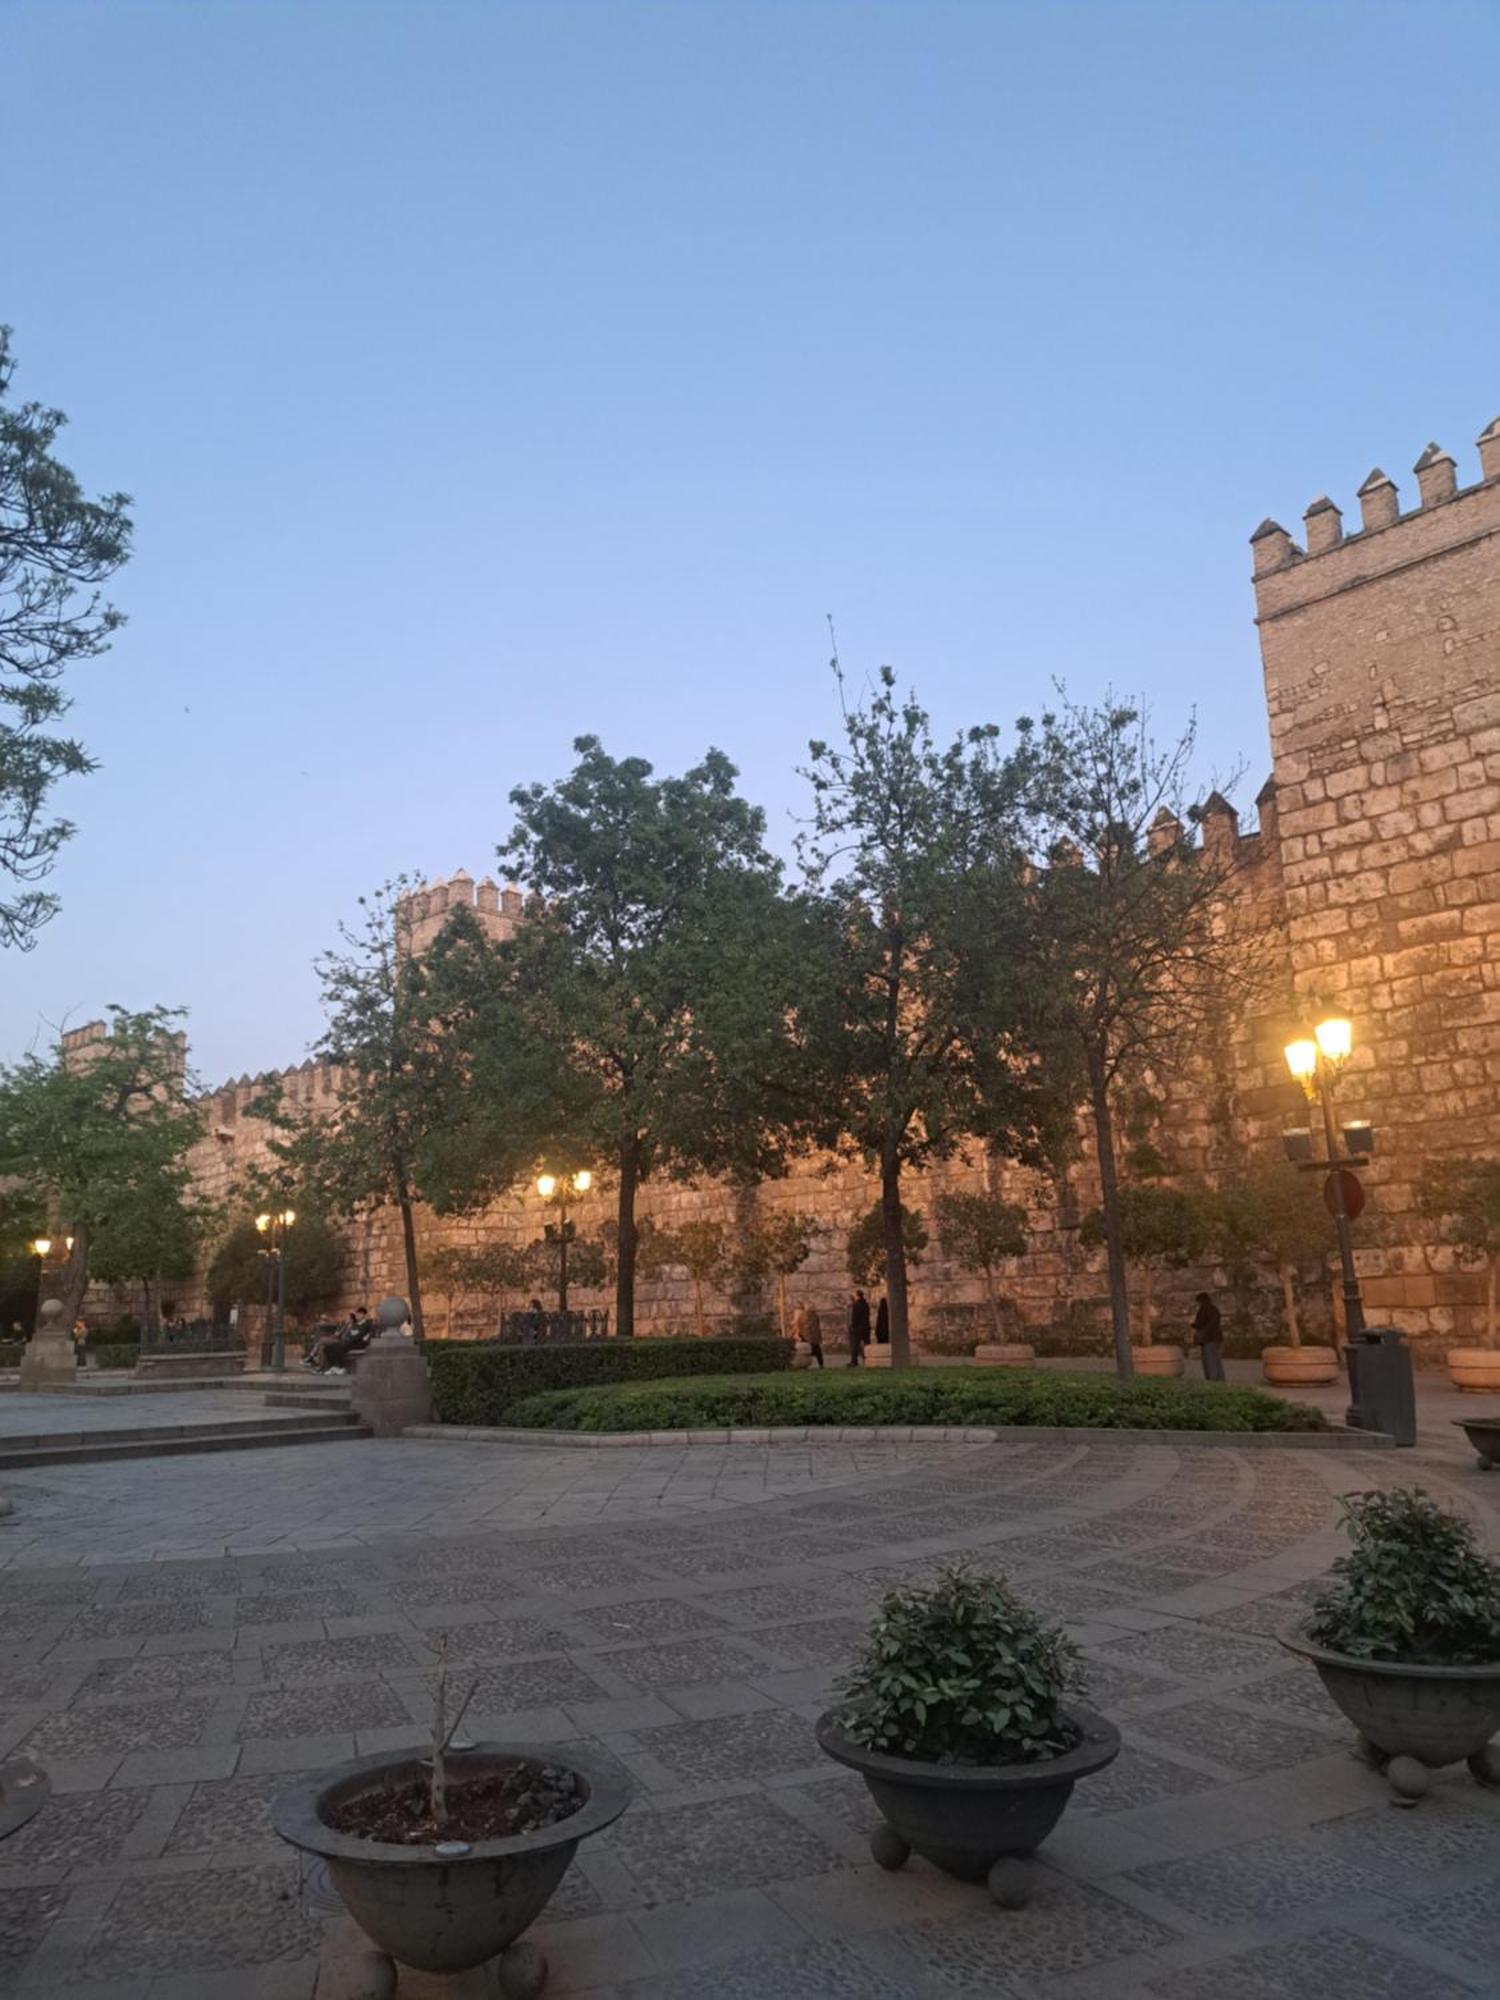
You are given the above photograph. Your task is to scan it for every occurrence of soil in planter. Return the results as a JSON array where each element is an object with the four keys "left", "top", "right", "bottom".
[{"left": 326, "top": 1758, "right": 584, "bottom": 1847}]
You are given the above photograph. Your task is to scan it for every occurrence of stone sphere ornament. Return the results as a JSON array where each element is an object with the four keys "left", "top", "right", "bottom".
[
  {"left": 1467, "top": 1740, "right": 1500, "bottom": 1787},
  {"left": 986, "top": 1857, "right": 1035, "bottom": 1908},
  {"left": 869, "top": 1822, "right": 910, "bottom": 1870},
  {"left": 1387, "top": 1754, "right": 1431, "bottom": 1805}
]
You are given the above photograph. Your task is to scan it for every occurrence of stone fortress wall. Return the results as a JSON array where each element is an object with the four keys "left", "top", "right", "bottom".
[{"left": 80, "top": 415, "right": 1500, "bottom": 1352}]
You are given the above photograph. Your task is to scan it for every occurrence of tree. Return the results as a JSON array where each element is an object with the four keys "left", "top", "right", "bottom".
[
  {"left": 271, "top": 880, "right": 455, "bottom": 1337},
  {"left": 1015, "top": 697, "right": 1270, "bottom": 1378},
  {"left": 934, "top": 1188, "right": 1029, "bottom": 1340},
  {"left": 847, "top": 1200, "right": 928, "bottom": 1290},
  {"left": 0, "top": 1008, "right": 200, "bottom": 1327},
  {"left": 427, "top": 1240, "right": 532, "bottom": 1337},
  {"left": 431, "top": 739, "right": 810, "bottom": 1337},
  {"left": 522, "top": 1230, "right": 608, "bottom": 1310},
  {"left": 735, "top": 1209, "right": 818, "bottom": 1336},
  {"left": 1210, "top": 1155, "right": 1330, "bottom": 1345},
  {"left": 1, "top": 329, "right": 133, "bottom": 949},
  {"left": 90, "top": 1171, "right": 210, "bottom": 1333},
  {"left": 799, "top": 662, "right": 1058, "bottom": 1367},
  {"left": 1418, "top": 1157, "right": 1500, "bottom": 1347},
  {"left": 647, "top": 1219, "right": 730, "bottom": 1338},
  {"left": 207, "top": 1212, "right": 345, "bottom": 1322},
  {"left": 1080, "top": 1181, "right": 1210, "bottom": 1345}
]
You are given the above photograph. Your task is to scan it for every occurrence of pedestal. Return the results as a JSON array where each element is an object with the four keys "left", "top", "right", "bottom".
[
  {"left": 350, "top": 1296, "right": 434, "bottom": 1437},
  {"left": 19, "top": 1300, "right": 78, "bottom": 1392}
]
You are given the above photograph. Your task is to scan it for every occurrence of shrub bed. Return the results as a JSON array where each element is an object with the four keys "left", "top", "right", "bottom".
[
  {"left": 89, "top": 1342, "right": 141, "bottom": 1370},
  {"left": 503, "top": 1367, "right": 1326, "bottom": 1435},
  {"left": 426, "top": 1336, "right": 794, "bottom": 1427}
]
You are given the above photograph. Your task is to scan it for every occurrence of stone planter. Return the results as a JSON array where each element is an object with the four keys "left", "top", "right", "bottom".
[
  {"left": 273, "top": 1743, "right": 628, "bottom": 1986},
  {"left": 791, "top": 1341, "right": 815, "bottom": 1371},
  {"left": 1261, "top": 1345, "right": 1340, "bottom": 1386},
  {"left": 1132, "top": 1345, "right": 1184, "bottom": 1378},
  {"left": 1446, "top": 1348, "right": 1500, "bottom": 1394},
  {"left": 1455, "top": 1418, "right": 1500, "bottom": 1469},
  {"left": 1281, "top": 1634, "right": 1500, "bottom": 1801},
  {"left": 814, "top": 1707, "right": 1119, "bottom": 1903},
  {"left": 973, "top": 1343, "right": 1036, "bottom": 1368},
  {"left": 863, "top": 1346, "right": 893, "bottom": 1368}
]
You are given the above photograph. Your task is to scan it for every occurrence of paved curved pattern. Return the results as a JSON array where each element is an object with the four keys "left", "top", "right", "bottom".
[{"left": 0, "top": 1433, "right": 1495, "bottom": 1997}]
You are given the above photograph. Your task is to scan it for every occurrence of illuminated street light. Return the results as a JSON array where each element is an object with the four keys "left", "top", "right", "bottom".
[
  {"left": 31, "top": 1238, "right": 50, "bottom": 1259},
  {"left": 254, "top": 1208, "right": 297, "bottom": 1373},
  {"left": 536, "top": 1170, "right": 594, "bottom": 1314},
  {"left": 1284, "top": 1020, "right": 1368, "bottom": 1343}
]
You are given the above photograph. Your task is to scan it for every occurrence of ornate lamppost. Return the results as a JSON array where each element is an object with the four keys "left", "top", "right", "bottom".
[
  {"left": 536, "top": 1171, "right": 591, "bottom": 1316},
  {"left": 1283, "top": 1014, "right": 1373, "bottom": 1348},
  {"left": 255, "top": 1207, "right": 296, "bottom": 1373}
]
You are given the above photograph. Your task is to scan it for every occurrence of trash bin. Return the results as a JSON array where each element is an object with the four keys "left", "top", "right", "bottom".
[{"left": 1346, "top": 1326, "right": 1416, "bottom": 1447}]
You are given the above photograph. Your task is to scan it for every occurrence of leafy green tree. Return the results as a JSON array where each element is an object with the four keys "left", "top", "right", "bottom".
[
  {"left": 847, "top": 1200, "right": 928, "bottom": 1290},
  {"left": 427, "top": 1240, "right": 532, "bottom": 1337},
  {"left": 0, "top": 1008, "right": 200, "bottom": 1326},
  {"left": 1015, "top": 697, "right": 1270, "bottom": 1377},
  {"left": 522, "top": 1230, "right": 608, "bottom": 1309},
  {"left": 799, "top": 663, "right": 1059, "bottom": 1367},
  {"left": 1210, "top": 1155, "right": 1330, "bottom": 1345},
  {"left": 647, "top": 1219, "right": 730, "bottom": 1337},
  {"left": 207, "top": 1212, "right": 346, "bottom": 1322},
  {"left": 934, "top": 1187, "right": 1030, "bottom": 1340},
  {"left": 1418, "top": 1157, "right": 1500, "bottom": 1347},
  {"left": 268, "top": 879, "right": 457, "bottom": 1337},
  {"left": 735, "top": 1209, "right": 818, "bottom": 1337},
  {"left": 90, "top": 1172, "right": 210, "bottom": 1332},
  {"left": 429, "top": 739, "right": 810, "bottom": 1337},
  {"left": 1080, "top": 1181, "right": 1210, "bottom": 1346},
  {"left": 1, "top": 329, "right": 133, "bottom": 949}
]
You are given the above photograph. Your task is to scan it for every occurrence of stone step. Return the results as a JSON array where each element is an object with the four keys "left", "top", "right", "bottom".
[{"left": 0, "top": 1418, "right": 370, "bottom": 1470}]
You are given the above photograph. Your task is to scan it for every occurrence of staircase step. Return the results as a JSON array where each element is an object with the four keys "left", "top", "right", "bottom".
[{"left": 0, "top": 1422, "right": 371, "bottom": 1470}]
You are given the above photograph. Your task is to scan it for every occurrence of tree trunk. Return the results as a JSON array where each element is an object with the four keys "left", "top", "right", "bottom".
[
  {"left": 777, "top": 1272, "right": 787, "bottom": 1339},
  {"left": 1138, "top": 1262, "right": 1153, "bottom": 1347},
  {"left": 1088, "top": 1064, "right": 1134, "bottom": 1379},
  {"left": 1279, "top": 1262, "right": 1300, "bottom": 1345},
  {"left": 1488, "top": 1255, "right": 1497, "bottom": 1349},
  {"left": 693, "top": 1276, "right": 705, "bottom": 1339},
  {"left": 56, "top": 1228, "right": 91, "bottom": 1333},
  {"left": 396, "top": 1184, "right": 424, "bottom": 1338},
  {"left": 616, "top": 1137, "right": 639, "bottom": 1338},
  {"left": 983, "top": 1268, "right": 1004, "bottom": 1340},
  {"left": 880, "top": 1146, "right": 912, "bottom": 1368}
]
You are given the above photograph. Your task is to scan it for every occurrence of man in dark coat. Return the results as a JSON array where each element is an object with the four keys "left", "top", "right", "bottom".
[
  {"left": 874, "top": 1296, "right": 890, "bottom": 1345},
  {"left": 1192, "top": 1292, "right": 1225, "bottom": 1382},
  {"left": 848, "top": 1289, "right": 871, "bottom": 1366}
]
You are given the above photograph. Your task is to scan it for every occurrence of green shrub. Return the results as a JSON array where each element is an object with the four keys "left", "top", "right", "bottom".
[
  {"left": 0, "top": 1342, "right": 22, "bottom": 1369},
  {"left": 1305, "top": 1488, "right": 1500, "bottom": 1666},
  {"left": 836, "top": 1562, "right": 1079, "bottom": 1764},
  {"left": 89, "top": 1343, "right": 140, "bottom": 1370},
  {"left": 425, "top": 1336, "right": 794, "bottom": 1426},
  {"left": 504, "top": 1367, "right": 1326, "bottom": 1435}
]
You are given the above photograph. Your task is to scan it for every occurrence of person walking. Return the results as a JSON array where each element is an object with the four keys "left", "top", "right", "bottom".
[
  {"left": 848, "top": 1289, "right": 871, "bottom": 1367},
  {"left": 804, "top": 1303, "right": 825, "bottom": 1368},
  {"left": 874, "top": 1296, "right": 890, "bottom": 1347},
  {"left": 1192, "top": 1291, "right": 1225, "bottom": 1382}
]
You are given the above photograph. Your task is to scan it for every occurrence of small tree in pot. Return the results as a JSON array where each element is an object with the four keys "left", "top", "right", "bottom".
[
  {"left": 1285, "top": 1488, "right": 1500, "bottom": 1803},
  {"left": 816, "top": 1564, "right": 1118, "bottom": 1904},
  {"left": 1417, "top": 1157, "right": 1500, "bottom": 1393}
]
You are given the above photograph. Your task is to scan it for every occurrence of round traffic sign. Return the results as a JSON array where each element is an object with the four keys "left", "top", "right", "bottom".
[{"left": 1323, "top": 1167, "right": 1366, "bottom": 1220}]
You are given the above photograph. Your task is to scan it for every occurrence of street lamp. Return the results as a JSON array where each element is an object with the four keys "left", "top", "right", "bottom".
[
  {"left": 1284, "top": 1013, "right": 1368, "bottom": 1344},
  {"left": 536, "top": 1170, "right": 591, "bottom": 1315},
  {"left": 255, "top": 1207, "right": 296, "bottom": 1373}
]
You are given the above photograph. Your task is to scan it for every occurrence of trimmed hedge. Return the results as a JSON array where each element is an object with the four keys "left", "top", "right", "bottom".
[
  {"left": 90, "top": 1343, "right": 141, "bottom": 1370},
  {"left": 425, "top": 1336, "right": 794, "bottom": 1427},
  {"left": 503, "top": 1368, "right": 1327, "bottom": 1436}
]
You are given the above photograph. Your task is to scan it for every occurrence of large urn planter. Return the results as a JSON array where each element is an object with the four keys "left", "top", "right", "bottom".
[
  {"left": 273, "top": 1743, "right": 628, "bottom": 1990},
  {"left": 1446, "top": 1348, "right": 1500, "bottom": 1394},
  {"left": 1455, "top": 1418, "right": 1500, "bottom": 1469},
  {"left": 1132, "top": 1344, "right": 1184, "bottom": 1379},
  {"left": 973, "top": 1343, "right": 1036, "bottom": 1368},
  {"left": 1281, "top": 1636, "right": 1500, "bottom": 1801},
  {"left": 815, "top": 1707, "right": 1119, "bottom": 1902},
  {"left": 1261, "top": 1344, "right": 1340, "bottom": 1387}
]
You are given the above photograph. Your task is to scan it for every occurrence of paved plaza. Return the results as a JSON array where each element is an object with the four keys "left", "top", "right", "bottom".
[{"left": 0, "top": 1422, "right": 1497, "bottom": 1998}]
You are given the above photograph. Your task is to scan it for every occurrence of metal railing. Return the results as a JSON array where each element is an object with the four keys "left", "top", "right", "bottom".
[
  {"left": 498, "top": 1308, "right": 611, "bottom": 1345},
  {"left": 138, "top": 1319, "right": 244, "bottom": 1357}
]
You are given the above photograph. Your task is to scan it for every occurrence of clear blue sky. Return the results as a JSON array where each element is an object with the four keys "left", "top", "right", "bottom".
[{"left": 5, "top": 1, "right": 1498, "bottom": 1084}]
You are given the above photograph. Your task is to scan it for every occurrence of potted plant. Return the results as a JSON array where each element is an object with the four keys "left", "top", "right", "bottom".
[
  {"left": 273, "top": 1641, "right": 628, "bottom": 1991},
  {"left": 935, "top": 1189, "right": 1036, "bottom": 1366},
  {"left": 1211, "top": 1157, "right": 1339, "bottom": 1385},
  {"left": 1283, "top": 1488, "right": 1500, "bottom": 1803},
  {"left": 815, "top": 1564, "right": 1118, "bottom": 1905},
  {"left": 1417, "top": 1157, "right": 1500, "bottom": 1393},
  {"left": 1081, "top": 1181, "right": 1209, "bottom": 1377}
]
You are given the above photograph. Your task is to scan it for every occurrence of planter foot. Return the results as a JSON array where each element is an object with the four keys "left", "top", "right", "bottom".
[
  {"left": 1387, "top": 1755, "right": 1430, "bottom": 1806},
  {"left": 498, "top": 1940, "right": 548, "bottom": 1998},
  {"left": 314, "top": 1933, "right": 396, "bottom": 2000},
  {"left": 1353, "top": 1735, "right": 1389, "bottom": 1773},
  {"left": 869, "top": 1823, "right": 910, "bottom": 1871},
  {"left": 1466, "top": 1741, "right": 1500, "bottom": 1788},
  {"left": 986, "top": 1858, "right": 1035, "bottom": 1909}
]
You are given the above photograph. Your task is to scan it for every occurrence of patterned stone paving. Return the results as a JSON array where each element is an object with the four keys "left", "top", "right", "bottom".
[{"left": 0, "top": 1426, "right": 1494, "bottom": 1995}]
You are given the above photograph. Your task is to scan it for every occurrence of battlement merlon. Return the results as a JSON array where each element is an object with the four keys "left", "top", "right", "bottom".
[
  {"left": 395, "top": 871, "right": 525, "bottom": 955},
  {"left": 1250, "top": 419, "right": 1500, "bottom": 621}
]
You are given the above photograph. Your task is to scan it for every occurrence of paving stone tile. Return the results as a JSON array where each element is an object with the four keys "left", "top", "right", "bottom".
[
  {"left": 0, "top": 1786, "right": 147, "bottom": 1869},
  {"left": 77, "top": 1652, "right": 236, "bottom": 1701},
  {"left": 1306, "top": 1794, "right": 1500, "bottom": 1874},
  {"left": 510, "top": 1553, "right": 653, "bottom": 1593},
  {"left": 1008, "top": 1574, "right": 1135, "bottom": 1622},
  {"left": 1126, "top": 1830, "right": 1391, "bottom": 1921},
  {"left": 891, "top": 1877, "right": 1180, "bottom": 1983},
  {"left": 1229, "top": 1664, "right": 1346, "bottom": 1724},
  {"left": 1092, "top": 1623, "right": 1286, "bottom": 1682},
  {"left": 0, "top": 1883, "right": 69, "bottom": 1979},
  {"left": 20, "top": 1695, "right": 217, "bottom": 1757},
  {"left": 630, "top": 1709, "right": 821, "bottom": 1783},
  {"left": 165, "top": 1770, "right": 317, "bottom": 1854},
  {"left": 449, "top": 1658, "right": 613, "bottom": 1714},
  {"left": 384, "top": 1575, "right": 518, "bottom": 1611},
  {"left": 607, "top": 1791, "right": 848, "bottom": 1901},
  {"left": 623, "top": 1936, "right": 917, "bottom": 1998},
  {"left": 420, "top": 1618, "right": 573, "bottom": 1661},
  {"left": 254, "top": 1556, "right": 384, "bottom": 1589},
  {"left": 1130, "top": 1700, "right": 1345, "bottom": 1776},
  {"left": 1090, "top": 1558, "right": 1228, "bottom": 1596},
  {"left": 594, "top": 1637, "right": 770, "bottom": 1688},
  {"left": 260, "top": 1633, "right": 417, "bottom": 1681},
  {"left": 753, "top": 1618, "right": 868, "bottom": 1670},
  {"left": 237, "top": 1682, "right": 410, "bottom": 1740},
  {"left": 81, "top": 1862, "right": 323, "bottom": 1977},
  {"left": 0, "top": 1664, "right": 76, "bottom": 1702},
  {"left": 700, "top": 1582, "right": 861, "bottom": 1625},
  {"left": 572, "top": 1597, "right": 723, "bottom": 1643},
  {"left": 1206, "top": 1582, "right": 1325, "bottom": 1637},
  {"left": 60, "top": 1602, "right": 213, "bottom": 1642},
  {"left": 531, "top": 1860, "right": 603, "bottom": 1921},
  {"left": 1382, "top": 1878, "right": 1500, "bottom": 1972},
  {"left": 1144, "top": 1927, "right": 1474, "bottom": 1998},
  {"left": 1070, "top": 1743, "right": 1219, "bottom": 1814},
  {"left": 791, "top": 1772, "right": 884, "bottom": 1837},
  {"left": 1074, "top": 1655, "right": 1180, "bottom": 1712},
  {"left": 230, "top": 1590, "right": 366, "bottom": 1625}
]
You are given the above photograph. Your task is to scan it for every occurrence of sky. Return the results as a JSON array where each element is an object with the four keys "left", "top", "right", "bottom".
[{"left": 4, "top": 0, "right": 1499, "bottom": 1084}]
